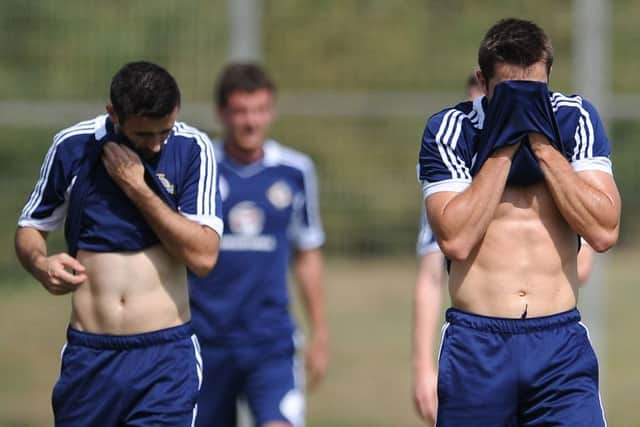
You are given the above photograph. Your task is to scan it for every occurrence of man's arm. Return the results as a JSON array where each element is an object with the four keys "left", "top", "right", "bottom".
[
  {"left": 529, "top": 134, "right": 621, "bottom": 252},
  {"left": 293, "top": 248, "right": 329, "bottom": 390},
  {"left": 413, "top": 250, "right": 445, "bottom": 425},
  {"left": 102, "top": 142, "right": 220, "bottom": 276},
  {"left": 577, "top": 242, "right": 595, "bottom": 285},
  {"left": 427, "top": 144, "right": 520, "bottom": 260},
  {"left": 14, "top": 227, "right": 87, "bottom": 295}
]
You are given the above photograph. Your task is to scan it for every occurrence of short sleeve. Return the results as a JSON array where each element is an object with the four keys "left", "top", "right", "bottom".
[
  {"left": 416, "top": 203, "right": 440, "bottom": 256},
  {"left": 568, "top": 98, "right": 613, "bottom": 174},
  {"left": 18, "top": 135, "right": 76, "bottom": 231},
  {"left": 178, "top": 132, "right": 224, "bottom": 236},
  {"left": 418, "top": 109, "right": 475, "bottom": 199},
  {"left": 288, "top": 158, "right": 325, "bottom": 250}
]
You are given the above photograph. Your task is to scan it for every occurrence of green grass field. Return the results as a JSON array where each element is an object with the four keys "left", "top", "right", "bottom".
[{"left": 1, "top": 250, "right": 638, "bottom": 427}]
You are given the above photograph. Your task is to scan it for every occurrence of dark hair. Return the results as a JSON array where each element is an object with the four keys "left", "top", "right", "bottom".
[
  {"left": 214, "top": 63, "right": 276, "bottom": 108},
  {"left": 478, "top": 18, "right": 553, "bottom": 82},
  {"left": 110, "top": 61, "right": 181, "bottom": 122}
]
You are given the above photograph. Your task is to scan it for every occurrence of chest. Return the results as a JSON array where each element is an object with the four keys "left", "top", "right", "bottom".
[
  {"left": 219, "top": 169, "right": 301, "bottom": 235},
  {"left": 497, "top": 183, "right": 562, "bottom": 221}
]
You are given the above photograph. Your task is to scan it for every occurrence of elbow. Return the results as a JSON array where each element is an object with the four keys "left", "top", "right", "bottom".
[
  {"left": 588, "top": 228, "right": 619, "bottom": 253},
  {"left": 438, "top": 238, "right": 473, "bottom": 262},
  {"left": 188, "top": 251, "right": 219, "bottom": 277}
]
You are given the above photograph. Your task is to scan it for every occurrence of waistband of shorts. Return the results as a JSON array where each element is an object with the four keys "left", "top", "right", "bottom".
[
  {"left": 445, "top": 308, "right": 581, "bottom": 334},
  {"left": 66, "top": 322, "right": 193, "bottom": 350}
]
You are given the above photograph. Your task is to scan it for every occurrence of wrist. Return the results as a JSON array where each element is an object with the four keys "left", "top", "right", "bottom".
[
  {"left": 414, "top": 356, "right": 436, "bottom": 374},
  {"left": 124, "top": 180, "right": 154, "bottom": 202}
]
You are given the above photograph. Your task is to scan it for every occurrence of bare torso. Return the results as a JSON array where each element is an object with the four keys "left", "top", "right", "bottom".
[
  {"left": 71, "top": 244, "right": 189, "bottom": 334},
  {"left": 449, "top": 182, "right": 579, "bottom": 318}
]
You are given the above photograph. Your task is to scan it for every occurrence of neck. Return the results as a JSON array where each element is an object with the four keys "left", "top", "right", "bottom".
[{"left": 223, "top": 139, "right": 264, "bottom": 165}]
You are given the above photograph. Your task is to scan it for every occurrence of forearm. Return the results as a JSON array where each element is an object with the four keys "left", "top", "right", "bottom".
[
  {"left": 413, "top": 254, "right": 445, "bottom": 374},
  {"left": 295, "top": 249, "right": 328, "bottom": 337},
  {"left": 128, "top": 185, "right": 220, "bottom": 276},
  {"left": 14, "top": 227, "right": 49, "bottom": 280},
  {"left": 532, "top": 142, "right": 620, "bottom": 251},
  {"left": 429, "top": 146, "right": 516, "bottom": 260}
]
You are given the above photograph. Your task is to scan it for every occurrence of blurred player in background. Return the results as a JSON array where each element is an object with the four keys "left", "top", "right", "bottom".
[
  {"left": 190, "top": 63, "right": 328, "bottom": 427},
  {"left": 418, "top": 18, "right": 620, "bottom": 426},
  {"left": 412, "top": 208, "right": 446, "bottom": 425},
  {"left": 465, "top": 72, "right": 484, "bottom": 101},
  {"left": 412, "top": 71, "right": 483, "bottom": 425},
  {"left": 14, "top": 61, "right": 222, "bottom": 426}
]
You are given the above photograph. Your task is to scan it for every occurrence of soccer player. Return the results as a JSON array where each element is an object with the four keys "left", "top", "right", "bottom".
[
  {"left": 190, "top": 63, "right": 328, "bottom": 427},
  {"left": 418, "top": 18, "right": 620, "bottom": 426},
  {"left": 412, "top": 207, "right": 446, "bottom": 425},
  {"left": 14, "top": 61, "right": 222, "bottom": 426},
  {"left": 413, "top": 72, "right": 481, "bottom": 425}
]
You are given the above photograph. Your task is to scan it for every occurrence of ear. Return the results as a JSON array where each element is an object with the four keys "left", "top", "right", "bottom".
[{"left": 105, "top": 104, "right": 119, "bottom": 125}]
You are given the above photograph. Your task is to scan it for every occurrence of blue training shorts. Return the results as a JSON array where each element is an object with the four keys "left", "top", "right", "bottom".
[
  {"left": 53, "top": 323, "right": 202, "bottom": 427},
  {"left": 436, "top": 308, "right": 606, "bottom": 427},
  {"left": 195, "top": 334, "right": 305, "bottom": 427}
]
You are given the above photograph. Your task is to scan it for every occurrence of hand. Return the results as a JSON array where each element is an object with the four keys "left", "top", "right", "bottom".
[
  {"left": 35, "top": 253, "right": 87, "bottom": 295},
  {"left": 102, "top": 142, "right": 146, "bottom": 196},
  {"left": 527, "top": 132, "right": 552, "bottom": 157},
  {"left": 414, "top": 366, "right": 438, "bottom": 425},
  {"left": 305, "top": 331, "right": 329, "bottom": 390},
  {"left": 492, "top": 140, "right": 521, "bottom": 159}
]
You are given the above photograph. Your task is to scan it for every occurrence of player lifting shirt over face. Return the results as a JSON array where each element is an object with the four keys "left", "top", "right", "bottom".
[
  {"left": 15, "top": 61, "right": 223, "bottom": 427},
  {"left": 418, "top": 18, "right": 620, "bottom": 426}
]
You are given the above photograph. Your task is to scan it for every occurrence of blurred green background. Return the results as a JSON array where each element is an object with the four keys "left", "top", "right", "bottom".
[{"left": 1, "top": 1, "right": 638, "bottom": 426}]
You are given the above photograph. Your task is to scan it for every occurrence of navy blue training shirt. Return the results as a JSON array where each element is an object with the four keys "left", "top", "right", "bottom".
[
  {"left": 18, "top": 115, "right": 223, "bottom": 251},
  {"left": 189, "top": 140, "right": 325, "bottom": 345}
]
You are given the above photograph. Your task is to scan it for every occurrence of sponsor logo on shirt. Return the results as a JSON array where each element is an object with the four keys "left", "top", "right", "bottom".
[{"left": 223, "top": 201, "right": 276, "bottom": 251}]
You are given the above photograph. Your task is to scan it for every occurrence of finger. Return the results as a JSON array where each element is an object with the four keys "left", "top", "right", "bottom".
[
  {"left": 45, "top": 279, "right": 69, "bottom": 295},
  {"left": 55, "top": 269, "right": 86, "bottom": 286},
  {"left": 59, "top": 254, "right": 86, "bottom": 273}
]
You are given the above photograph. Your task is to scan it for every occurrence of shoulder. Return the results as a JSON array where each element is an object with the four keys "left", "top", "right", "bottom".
[
  {"left": 54, "top": 115, "right": 104, "bottom": 145},
  {"left": 172, "top": 121, "right": 213, "bottom": 147},
  {"left": 50, "top": 115, "right": 105, "bottom": 160},
  {"left": 263, "top": 140, "right": 315, "bottom": 173},
  {"left": 171, "top": 122, "right": 216, "bottom": 160},
  {"left": 424, "top": 99, "right": 483, "bottom": 140},
  {"left": 550, "top": 91, "right": 602, "bottom": 120}
]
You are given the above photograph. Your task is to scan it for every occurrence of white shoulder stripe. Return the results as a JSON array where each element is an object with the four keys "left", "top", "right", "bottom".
[
  {"left": 173, "top": 123, "right": 218, "bottom": 217},
  {"left": 551, "top": 96, "right": 595, "bottom": 161},
  {"left": 22, "top": 125, "right": 94, "bottom": 219}
]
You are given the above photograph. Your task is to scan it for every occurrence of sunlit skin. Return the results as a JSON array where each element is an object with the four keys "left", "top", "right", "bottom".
[
  {"left": 428, "top": 60, "right": 620, "bottom": 319},
  {"left": 13, "top": 104, "right": 221, "bottom": 334},
  {"left": 217, "top": 89, "right": 275, "bottom": 164}
]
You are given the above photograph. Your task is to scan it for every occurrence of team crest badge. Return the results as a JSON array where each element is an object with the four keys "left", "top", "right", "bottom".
[
  {"left": 156, "top": 173, "right": 175, "bottom": 195},
  {"left": 267, "top": 181, "right": 292, "bottom": 209}
]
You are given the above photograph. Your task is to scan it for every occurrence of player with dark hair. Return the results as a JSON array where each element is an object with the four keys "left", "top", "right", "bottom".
[
  {"left": 418, "top": 18, "right": 620, "bottom": 426},
  {"left": 15, "top": 61, "right": 222, "bottom": 426},
  {"left": 190, "top": 63, "right": 328, "bottom": 427}
]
